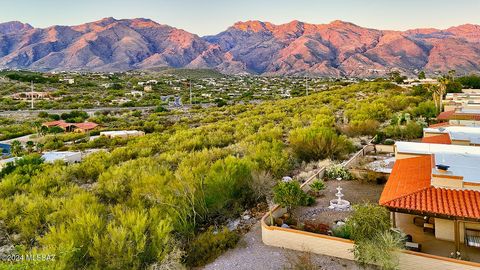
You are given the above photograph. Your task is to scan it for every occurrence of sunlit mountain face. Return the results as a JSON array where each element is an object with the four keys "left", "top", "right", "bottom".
[{"left": 1, "top": 17, "right": 480, "bottom": 76}]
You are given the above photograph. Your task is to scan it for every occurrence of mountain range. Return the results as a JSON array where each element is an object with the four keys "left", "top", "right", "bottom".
[{"left": 1, "top": 17, "right": 480, "bottom": 77}]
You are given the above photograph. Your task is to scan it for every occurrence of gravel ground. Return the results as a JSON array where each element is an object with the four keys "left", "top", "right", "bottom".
[
  {"left": 202, "top": 222, "right": 375, "bottom": 270},
  {"left": 296, "top": 180, "right": 384, "bottom": 225}
]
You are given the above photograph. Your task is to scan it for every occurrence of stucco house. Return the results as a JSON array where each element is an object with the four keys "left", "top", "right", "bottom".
[{"left": 380, "top": 142, "right": 480, "bottom": 257}]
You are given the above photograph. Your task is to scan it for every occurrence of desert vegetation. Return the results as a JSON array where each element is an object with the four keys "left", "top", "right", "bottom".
[{"left": 0, "top": 79, "right": 435, "bottom": 268}]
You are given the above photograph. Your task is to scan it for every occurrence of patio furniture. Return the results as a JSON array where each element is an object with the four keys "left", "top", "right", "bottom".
[
  {"left": 405, "top": 241, "right": 422, "bottom": 252},
  {"left": 423, "top": 222, "right": 435, "bottom": 234},
  {"left": 465, "top": 229, "right": 480, "bottom": 248},
  {"left": 413, "top": 216, "right": 434, "bottom": 227},
  {"left": 405, "top": 234, "right": 413, "bottom": 242}
]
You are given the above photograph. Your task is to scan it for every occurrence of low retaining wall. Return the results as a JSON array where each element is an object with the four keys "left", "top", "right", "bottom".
[
  {"left": 261, "top": 213, "right": 480, "bottom": 269},
  {"left": 262, "top": 220, "right": 354, "bottom": 260}
]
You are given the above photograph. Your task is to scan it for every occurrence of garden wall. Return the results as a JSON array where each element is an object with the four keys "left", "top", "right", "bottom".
[
  {"left": 261, "top": 212, "right": 480, "bottom": 270},
  {"left": 261, "top": 163, "right": 480, "bottom": 269},
  {"left": 374, "top": 144, "right": 396, "bottom": 153}
]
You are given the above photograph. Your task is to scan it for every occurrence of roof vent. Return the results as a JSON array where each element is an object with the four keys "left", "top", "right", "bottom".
[{"left": 436, "top": 164, "right": 450, "bottom": 171}]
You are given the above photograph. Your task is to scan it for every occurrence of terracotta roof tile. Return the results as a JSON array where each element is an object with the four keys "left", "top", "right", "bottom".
[
  {"left": 73, "top": 122, "right": 98, "bottom": 130},
  {"left": 42, "top": 120, "right": 66, "bottom": 127},
  {"left": 379, "top": 155, "right": 433, "bottom": 205},
  {"left": 437, "top": 110, "right": 480, "bottom": 121},
  {"left": 428, "top": 122, "right": 450, "bottom": 128},
  {"left": 380, "top": 155, "right": 480, "bottom": 220},
  {"left": 437, "top": 110, "right": 455, "bottom": 120},
  {"left": 421, "top": 134, "right": 451, "bottom": 144}
]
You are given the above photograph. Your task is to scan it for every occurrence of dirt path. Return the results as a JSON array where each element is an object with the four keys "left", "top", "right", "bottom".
[{"left": 202, "top": 222, "right": 373, "bottom": 270}]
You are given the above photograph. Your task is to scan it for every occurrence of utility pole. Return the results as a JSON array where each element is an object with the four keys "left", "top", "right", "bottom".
[
  {"left": 189, "top": 79, "right": 192, "bottom": 105},
  {"left": 30, "top": 81, "right": 34, "bottom": 109},
  {"left": 305, "top": 77, "right": 308, "bottom": 96}
]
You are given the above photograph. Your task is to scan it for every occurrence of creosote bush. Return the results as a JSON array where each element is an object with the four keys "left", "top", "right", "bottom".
[
  {"left": 347, "top": 203, "right": 404, "bottom": 270},
  {"left": 184, "top": 227, "right": 240, "bottom": 267},
  {"left": 289, "top": 127, "right": 354, "bottom": 162},
  {"left": 0, "top": 82, "right": 430, "bottom": 269}
]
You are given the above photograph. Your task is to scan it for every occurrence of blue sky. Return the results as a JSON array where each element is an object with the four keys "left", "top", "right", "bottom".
[{"left": 1, "top": 0, "right": 479, "bottom": 35}]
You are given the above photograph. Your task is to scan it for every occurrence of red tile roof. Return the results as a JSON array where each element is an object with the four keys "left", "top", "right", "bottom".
[
  {"left": 380, "top": 156, "right": 433, "bottom": 205},
  {"left": 437, "top": 110, "right": 455, "bottom": 120},
  {"left": 428, "top": 122, "right": 450, "bottom": 128},
  {"left": 379, "top": 155, "right": 480, "bottom": 220},
  {"left": 384, "top": 188, "right": 480, "bottom": 220},
  {"left": 437, "top": 110, "right": 480, "bottom": 121},
  {"left": 421, "top": 134, "right": 451, "bottom": 144},
  {"left": 42, "top": 120, "right": 98, "bottom": 130},
  {"left": 73, "top": 122, "right": 98, "bottom": 130},
  {"left": 42, "top": 120, "right": 66, "bottom": 127}
]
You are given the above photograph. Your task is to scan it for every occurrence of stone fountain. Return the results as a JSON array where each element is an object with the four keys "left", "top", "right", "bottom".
[{"left": 328, "top": 178, "right": 351, "bottom": 210}]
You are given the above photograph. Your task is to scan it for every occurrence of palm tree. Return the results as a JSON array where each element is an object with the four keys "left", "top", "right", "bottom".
[
  {"left": 32, "top": 121, "right": 42, "bottom": 137},
  {"left": 25, "top": 141, "right": 35, "bottom": 153},
  {"left": 437, "top": 76, "right": 450, "bottom": 113},
  {"left": 428, "top": 76, "right": 450, "bottom": 114},
  {"left": 35, "top": 143, "right": 44, "bottom": 153},
  {"left": 10, "top": 140, "right": 22, "bottom": 157}
]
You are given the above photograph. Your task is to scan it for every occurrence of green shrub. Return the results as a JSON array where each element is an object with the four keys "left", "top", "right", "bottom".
[
  {"left": 332, "top": 224, "right": 352, "bottom": 239},
  {"left": 360, "top": 171, "right": 387, "bottom": 185},
  {"left": 273, "top": 181, "right": 314, "bottom": 214},
  {"left": 384, "top": 139, "right": 395, "bottom": 145},
  {"left": 325, "top": 165, "right": 352, "bottom": 180},
  {"left": 383, "top": 121, "right": 423, "bottom": 140},
  {"left": 347, "top": 203, "right": 390, "bottom": 241},
  {"left": 348, "top": 203, "right": 403, "bottom": 270},
  {"left": 184, "top": 227, "right": 239, "bottom": 267},
  {"left": 309, "top": 179, "right": 325, "bottom": 192},
  {"left": 342, "top": 120, "right": 380, "bottom": 137},
  {"left": 353, "top": 231, "right": 404, "bottom": 270},
  {"left": 289, "top": 127, "right": 354, "bottom": 162}
]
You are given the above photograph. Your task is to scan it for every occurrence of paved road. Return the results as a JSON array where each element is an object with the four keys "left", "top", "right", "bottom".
[
  {"left": 0, "top": 134, "right": 36, "bottom": 145},
  {"left": 0, "top": 106, "right": 157, "bottom": 117},
  {"left": 0, "top": 103, "right": 218, "bottom": 118}
]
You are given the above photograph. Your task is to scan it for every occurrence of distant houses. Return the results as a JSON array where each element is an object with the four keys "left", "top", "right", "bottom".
[
  {"left": 99, "top": 130, "right": 145, "bottom": 139},
  {"left": 0, "top": 151, "right": 82, "bottom": 169},
  {"left": 437, "top": 89, "right": 480, "bottom": 126},
  {"left": 42, "top": 120, "right": 98, "bottom": 133},
  {"left": 11, "top": 91, "right": 51, "bottom": 100}
]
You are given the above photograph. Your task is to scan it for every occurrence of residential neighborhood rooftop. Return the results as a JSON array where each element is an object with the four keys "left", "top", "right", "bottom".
[
  {"left": 395, "top": 142, "right": 480, "bottom": 183},
  {"left": 424, "top": 126, "right": 480, "bottom": 144}
]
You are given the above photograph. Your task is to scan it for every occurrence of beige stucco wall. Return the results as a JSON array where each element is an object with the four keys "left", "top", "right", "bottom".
[
  {"left": 398, "top": 251, "right": 480, "bottom": 270},
  {"left": 463, "top": 183, "right": 480, "bottom": 191},
  {"left": 431, "top": 175, "right": 464, "bottom": 189},
  {"left": 449, "top": 120, "right": 480, "bottom": 126},
  {"left": 262, "top": 225, "right": 355, "bottom": 260},
  {"left": 395, "top": 152, "right": 428, "bottom": 160},
  {"left": 451, "top": 139, "right": 471, "bottom": 146},
  {"left": 435, "top": 219, "right": 480, "bottom": 245},
  {"left": 374, "top": 144, "right": 395, "bottom": 153},
  {"left": 435, "top": 219, "right": 455, "bottom": 242},
  {"left": 443, "top": 105, "right": 458, "bottom": 112}
]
